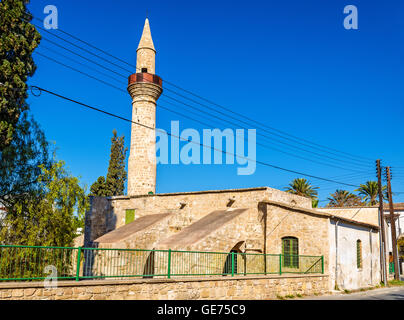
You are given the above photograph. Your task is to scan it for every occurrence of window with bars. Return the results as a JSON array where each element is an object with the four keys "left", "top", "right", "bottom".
[
  {"left": 356, "top": 240, "right": 362, "bottom": 269},
  {"left": 282, "top": 237, "right": 299, "bottom": 268}
]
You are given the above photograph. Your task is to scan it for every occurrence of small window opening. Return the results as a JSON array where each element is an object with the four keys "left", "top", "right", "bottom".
[
  {"left": 141, "top": 68, "right": 148, "bottom": 73},
  {"left": 356, "top": 240, "right": 362, "bottom": 269},
  {"left": 227, "top": 198, "right": 236, "bottom": 207}
]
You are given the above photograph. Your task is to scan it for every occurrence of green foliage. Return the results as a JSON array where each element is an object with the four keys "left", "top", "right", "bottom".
[
  {"left": 327, "top": 189, "right": 365, "bottom": 207},
  {"left": 90, "top": 129, "right": 127, "bottom": 196},
  {"left": 398, "top": 237, "right": 404, "bottom": 260},
  {"left": 89, "top": 176, "right": 109, "bottom": 197},
  {"left": 0, "top": 112, "right": 50, "bottom": 207},
  {"left": 0, "top": 160, "right": 88, "bottom": 247},
  {"left": 105, "top": 129, "right": 127, "bottom": 196},
  {"left": 0, "top": 0, "right": 50, "bottom": 209},
  {"left": 285, "top": 178, "right": 318, "bottom": 200},
  {"left": 388, "top": 280, "right": 404, "bottom": 286},
  {"left": 355, "top": 181, "right": 387, "bottom": 206},
  {"left": 0, "top": 246, "right": 75, "bottom": 280},
  {"left": 0, "top": 0, "right": 41, "bottom": 148}
]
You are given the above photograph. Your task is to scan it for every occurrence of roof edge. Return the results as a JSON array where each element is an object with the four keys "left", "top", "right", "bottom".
[{"left": 260, "top": 200, "right": 379, "bottom": 231}]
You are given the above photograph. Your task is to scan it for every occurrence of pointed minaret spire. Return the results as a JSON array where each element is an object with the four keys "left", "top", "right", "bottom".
[
  {"left": 137, "top": 18, "right": 155, "bottom": 51},
  {"left": 136, "top": 18, "right": 156, "bottom": 74}
]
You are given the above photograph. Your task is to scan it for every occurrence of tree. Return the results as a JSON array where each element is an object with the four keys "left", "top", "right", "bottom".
[
  {"left": 398, "top": 237, "right": 404, "bottom": 261},
  {"left": 90, "top": 130, "right": 127, "bottom": 197},
  {"left": 105, "top": 129, "right": 127, "bottom": 196},
  {"left": 327, "top": 189, "right": 364, "bottom": 207},
  {"left": 355, "top": 181, "right": 387, "bottom": 206},
  {"left": 89, "top": 176, "right": 109, "bottom": 197},
  {"left": 0, "top": 112, "right": 50, "bottom": 207},
  {"left": 285, "top": 178, "right": 319, "bottom": 205},
  {"left": 0, "top": 0, "right": 49, "bottom": 209},
  {"left": 0, "top": 160, "right": 88, "bottom": 246},
  {"left": 0, "top": 0, "right": 41, "bottom": 149}
]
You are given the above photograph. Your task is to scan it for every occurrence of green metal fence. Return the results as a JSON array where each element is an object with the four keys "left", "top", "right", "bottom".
[{"left": 0, "top": 245, "right": 324, "bottom": 281}]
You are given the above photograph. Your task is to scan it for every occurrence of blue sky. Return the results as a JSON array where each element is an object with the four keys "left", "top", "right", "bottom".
[{"left": 25, "top": 0, "right": 403, "bottom": 204}]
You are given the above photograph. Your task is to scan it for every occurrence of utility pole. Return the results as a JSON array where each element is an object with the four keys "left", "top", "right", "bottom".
[
  {"left": 376, "top": 160, "right": 388, "bottom": 285},
  {"left": 385, "top": 166, "right": 400, "bottom": 280}
]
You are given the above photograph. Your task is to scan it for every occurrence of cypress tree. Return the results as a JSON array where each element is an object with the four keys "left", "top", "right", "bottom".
[
  {"left": 105, "top": 129, "right": 127, "bottom": 196},
  {"left": 89, "top": 176, "right": 109, "bottom": 197},
  {"left": 0, "top": 0, "right": 50, "bottom": 207},
  {"left": 89, "top": 130, "right": 127, "bottom": 197},
  {"left": 0, "top": 0, "right": 41, "bottom": 149}
]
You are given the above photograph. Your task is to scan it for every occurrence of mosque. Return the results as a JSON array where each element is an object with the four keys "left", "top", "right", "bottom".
[{"left": 82, "top": 19, "right": 382, "bottom": 291}]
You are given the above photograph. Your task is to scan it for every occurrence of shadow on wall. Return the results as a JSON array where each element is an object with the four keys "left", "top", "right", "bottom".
[
  {"left": 84, "top": 196, "right": 117, "bottom": 248},
  {"left": 143, "top": 249, "right": 155, "bottom": 278}
]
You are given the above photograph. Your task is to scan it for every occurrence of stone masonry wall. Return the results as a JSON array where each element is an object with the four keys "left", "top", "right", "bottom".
[
  {"left": 109, "top": 187, "right": 312, "bottom": 231},
  {"left": 0, "top": 274, "right": 329, "bottom": 300},
  {"left": 83, "top": 188, "right": 311, "bottom": 248},
  {"left": 264, "top": 204, "right": 329, "bottom": 257}
]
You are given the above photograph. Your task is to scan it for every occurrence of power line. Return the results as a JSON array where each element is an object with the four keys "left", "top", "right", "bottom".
[
  {"left": 35, "top": 49, "right": 369, "bottom": 172},
  {"left": 161, "top": 92, "right": 372, "bottom": 169},
  {"left": 36, "top": 37, "right": 370, "bottom": 170},
  {"left": 38, "top": 45, "right": 124, "bottom": 84},
  {"left": 28, "top": 85, "right": 363, "bottom": 188},
  {"left": 159, "top": 97, "right": 369, "bottom": 171},
  {"left": 21, "top": 15, "right": 374, "bottom": 166},
  {"left": 157, "top": 102, "right": 364, "bottom": 171},
  {"left": 40, "top": 37, "right": 128, "bottom": 80},
  {"left": 34, "top": 52, "right": 126, "bottom": 93}
]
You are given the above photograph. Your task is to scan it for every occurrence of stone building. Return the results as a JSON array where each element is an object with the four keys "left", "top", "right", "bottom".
[{"left": 83, "top": 19, "right": 382, "bottom": 291}]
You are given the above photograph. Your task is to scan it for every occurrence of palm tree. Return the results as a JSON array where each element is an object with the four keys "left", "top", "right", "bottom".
[
  {"left": 355, "top": 181, "right": 387, "bottom": 206},
  {"left": 327, "top": 189, "right": 364, "bottom": 207},
  {"left": 285, "top": 178, "right": 318, "bottom": 200}
]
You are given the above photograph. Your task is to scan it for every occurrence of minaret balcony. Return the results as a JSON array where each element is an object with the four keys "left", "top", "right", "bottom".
[{"left": 128, "top": 73, "right": 162, "bottom": 87}]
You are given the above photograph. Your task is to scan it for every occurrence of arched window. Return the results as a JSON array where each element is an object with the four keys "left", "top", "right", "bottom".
[
  {"left": 282, "top": 237, "right": 299, "bottom": 268},
  {"left": 356, "top": 240, "right": 362, "bottom": 269},
  {"left": 223, "top": 242, "right": 245, "bottom": 276}
]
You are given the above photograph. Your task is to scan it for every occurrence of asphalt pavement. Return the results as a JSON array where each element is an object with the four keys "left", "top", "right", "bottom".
[{"left": 303, "top": 285, "right": 404, "bottom": 300}]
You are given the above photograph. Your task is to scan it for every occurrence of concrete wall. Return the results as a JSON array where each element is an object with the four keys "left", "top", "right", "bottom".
[
  {"left": 318, "top": 207, "right": 379, "bottom": 226},
  {"left": 328, "top": 220, "right": 380, "bottom": 290},
  {"left": 0, "top": 274, "right": 329, "bottom": 300}
]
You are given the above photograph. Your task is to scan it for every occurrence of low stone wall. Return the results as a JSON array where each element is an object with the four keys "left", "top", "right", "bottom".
[{"left": 0, "top": 274, "right": 329, "bottom": 300}]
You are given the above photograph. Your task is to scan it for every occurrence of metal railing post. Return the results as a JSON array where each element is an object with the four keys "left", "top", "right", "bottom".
[
  {"left": 167, "top": 249, "right": 171, "bottom": 279},
  {"left": 321, "top": 255, "right": 324, "bottom": 274},
  {"left": 231, "top": 252, "right": 235, "bottom": 276},
  {"left": 279, "top": 254, "right": 282, "bottom": 275},
  {"left": 75, "top": 247, "right": 82, "bottom": 281}
]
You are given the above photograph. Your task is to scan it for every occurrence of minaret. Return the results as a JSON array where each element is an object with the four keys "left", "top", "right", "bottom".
[{"left": 127, "top": 19, "right": 163, "bottom": 196}]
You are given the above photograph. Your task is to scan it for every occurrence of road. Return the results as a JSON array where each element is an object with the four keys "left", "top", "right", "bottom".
[{"left": 303, "top": 286, "right": 404, "bottom": 300}]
